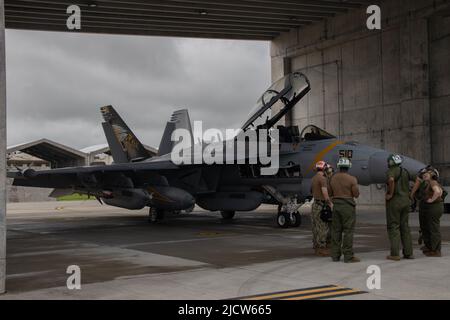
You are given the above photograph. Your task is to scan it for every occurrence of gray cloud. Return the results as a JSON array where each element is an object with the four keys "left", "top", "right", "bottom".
[{"left": 6, "top": 30, "right": 270, "bottom": 149}]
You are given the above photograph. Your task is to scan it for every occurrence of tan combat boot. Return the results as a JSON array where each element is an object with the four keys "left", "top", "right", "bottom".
[
  {"left": 424, "top": 251, "right": 442, "bottom": 257},
  {"left": 319, "top": 248, "right": 331, "bottom": 257},
  {"left": 386, "top": 255, "right": 401, "bottom": 261},
  {"left": 344, "top": 256, "right": 360, "bottom": 263},
  {"left": 421, "top": 246, "right": 431, "bottom": 253}
]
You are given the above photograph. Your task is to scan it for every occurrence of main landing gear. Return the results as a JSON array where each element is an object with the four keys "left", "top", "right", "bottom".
[
  {"left": 220, "top": 210, "right": 235, "bottom": 220},
  {"left": 148, "top": 207, "right": 165, "bottom": 223}
]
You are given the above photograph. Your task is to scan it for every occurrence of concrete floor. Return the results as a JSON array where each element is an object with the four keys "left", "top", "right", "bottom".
[{"left": 1, "top": 200, "right": 449, "bottom": 300}]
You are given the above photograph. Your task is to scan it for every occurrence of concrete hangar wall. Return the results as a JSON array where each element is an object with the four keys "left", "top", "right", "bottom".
[{"left": 271, "top": 0, "right": 450, "bottom": 204}]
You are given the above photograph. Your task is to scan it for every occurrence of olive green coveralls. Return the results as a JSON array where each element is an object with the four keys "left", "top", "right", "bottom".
[
  {"left": 331, "top": 198, "right": 356, "bottom": 262},
  {"left": 386, "top": 166, "right": 413, "bottom": 257},
  {"left": 419, "top": 182, "right": 444, "bottom": 252}
]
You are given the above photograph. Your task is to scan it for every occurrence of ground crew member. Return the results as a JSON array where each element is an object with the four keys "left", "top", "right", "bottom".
[
  {"left": 311, "top": 161, "right": 333, "bottom": 256},
  {"left": 385, "top": 154, "right": 414, "bottom": 261},
  {"left": 329, "top": 157, "right": 360, "bottom": 263},
  {"left": 411, "top": 167, "right": 431, "bottom": 252},
  {"left": 325, "top": 165, "right": 335, "bottom": 246},
  {"left": 419, "top": 168, "right": 444, "bottom": 257}
]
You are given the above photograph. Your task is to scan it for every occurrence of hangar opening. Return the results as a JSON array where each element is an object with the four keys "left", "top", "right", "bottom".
[{"left": 1, "top": 0, "right": 449, "bottom": 295}]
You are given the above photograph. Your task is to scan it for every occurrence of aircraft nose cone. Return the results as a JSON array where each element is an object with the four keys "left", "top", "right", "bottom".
[
  {"left": 400, "top": 156, "right": 427, "bottom": 178},
  {"left": 368, "top": 151, "right": 390, "bottom": 184},
  {"left": 369, "top": 152, "right": 426, "bottom": 184}
]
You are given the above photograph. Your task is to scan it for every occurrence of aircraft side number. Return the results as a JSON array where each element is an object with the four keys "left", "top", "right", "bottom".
[{"left": 339, "top": 150, "right": 353, "bottom": 159}]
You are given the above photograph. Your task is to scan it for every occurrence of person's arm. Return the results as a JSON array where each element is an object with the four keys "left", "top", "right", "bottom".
[
  {"left": 386, "top": 177, "right": 395, "bottom": 201},
  {"left": 427, "top": 185, "right": 443, "bottom": 203},
  {"left": 321, "top": 186, "right": 333, "bottom": 208},
  {"left": 410, "top": 178, "right": 421, "bottom": 200},
  {"left": 351, "top": 178, "right": 360, "bottom": 199}
]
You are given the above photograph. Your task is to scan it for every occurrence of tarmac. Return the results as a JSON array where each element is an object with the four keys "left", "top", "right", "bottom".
[{"left": 1, "top": 200, "right": 449, "bottom": 300}]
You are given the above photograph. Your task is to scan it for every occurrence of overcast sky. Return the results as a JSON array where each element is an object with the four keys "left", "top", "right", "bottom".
[{"left": 5, "top": 30, "right": 270, "bottom": 149}]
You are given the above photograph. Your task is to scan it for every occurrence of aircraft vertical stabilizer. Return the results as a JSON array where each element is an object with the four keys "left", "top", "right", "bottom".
[
  {"left": 158, "top": 109, "right": 193, "bottom": 156},
  {"left": 100, "top": 105, "right": 150, "bottom": 163}
]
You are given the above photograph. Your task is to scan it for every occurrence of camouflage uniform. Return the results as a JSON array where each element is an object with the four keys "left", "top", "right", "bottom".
[
  {"left": 386, "top": 166, "right": 413, "bottom": 257},
  {"left": 311, "top": 172, "right": 331, "bottom": 249},
  {"left": 311, "top": 200, "right": 331, "bottom": 249}
]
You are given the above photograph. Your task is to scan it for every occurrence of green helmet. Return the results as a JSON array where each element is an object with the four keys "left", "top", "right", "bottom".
[
  {"left": 387, "top": 154, "right": 403, "bottom": 167},
  {"left": 337, "top": 157, "right": 352, "bottom": 169}
]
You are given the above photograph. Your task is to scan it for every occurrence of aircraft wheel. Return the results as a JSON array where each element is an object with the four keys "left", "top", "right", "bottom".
[
  {"left": 290, "top": 212, "right": 302, "bottom": 227},
  {"left": 183, "top": 204, "right": 195, "bottom": 214},
  {"left": 221, "top": 211, "right": 235, "bottom": 220},
  {"left": 277, "top": 212, "right": 290, "bottom": 228}
]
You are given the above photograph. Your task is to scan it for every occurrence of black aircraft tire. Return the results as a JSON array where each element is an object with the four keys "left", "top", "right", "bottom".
[
  {"left": 290, "top": 212, "right": 302, "bottom": 227},
  {"left": 221, "top": 211, "right": 235, "bottom": 220},
  {"left": 277, "top": 212, "right": 290, "bottom": 228},
  {"left": 156, "top": 209, "right": 165, "bottom": 220}
]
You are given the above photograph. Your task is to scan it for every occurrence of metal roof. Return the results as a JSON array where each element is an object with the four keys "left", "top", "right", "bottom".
[
  {"left": 7, "top": 138, "right": 87, "bottom": 164},
  {"left": 4, "top": 0, "right": 367, "bottom": 40},
  {"left": 81, "top": 143, "right": 158, "bottom": 155}
]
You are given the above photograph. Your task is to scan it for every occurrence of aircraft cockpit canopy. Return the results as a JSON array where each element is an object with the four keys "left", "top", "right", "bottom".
[
  {"left": 241, "top": 72, "right": 310, "bottom": 131},
  {"left": 300, "top": 125, "right": 336, "bottom": 141}
]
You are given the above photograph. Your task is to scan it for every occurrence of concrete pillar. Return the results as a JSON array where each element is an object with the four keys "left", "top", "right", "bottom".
[{"left": 0, "top": 0, "right": 6, "bottom": 294}]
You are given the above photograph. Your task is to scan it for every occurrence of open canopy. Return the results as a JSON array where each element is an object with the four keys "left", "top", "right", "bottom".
[
  {"left": 241, "top": 72, "right": 310, "bottom": 131},
  {"left": 300, "top": 125, "right": 336, "bottom": 141}
]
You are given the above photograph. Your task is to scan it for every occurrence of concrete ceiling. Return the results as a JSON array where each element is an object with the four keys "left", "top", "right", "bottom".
[{"left": 4, "top": 0, "right": 367, "bottom": 40}]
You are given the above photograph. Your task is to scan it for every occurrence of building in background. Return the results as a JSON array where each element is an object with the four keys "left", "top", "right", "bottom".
[{"left": 6, "top": 139, "right": 157, "bottom": 202}]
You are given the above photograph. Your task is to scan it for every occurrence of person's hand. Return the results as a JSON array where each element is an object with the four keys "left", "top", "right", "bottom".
[
  {"left": 386, "top": 194, "right": 393, "bottom": 201},
  {"left": 328, "top": 202, "right": 334, "bottom": 210},
  {"left": 427, "top": 198, "right": 433, "bottom": 204}
]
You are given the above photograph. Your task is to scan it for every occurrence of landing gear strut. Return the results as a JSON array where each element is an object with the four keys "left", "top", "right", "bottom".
[{"left": 148, "top": 207, "right": 165, "bottom": 223}]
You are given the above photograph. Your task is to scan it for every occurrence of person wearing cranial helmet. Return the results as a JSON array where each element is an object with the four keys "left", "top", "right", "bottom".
[
  {"left": 385, "top": 154, "right": 414, "bottom": 261},
  {"left": 328, "top": 157, "right": 360, "bottom": 263},
  {"left": 411, "top": 166, "right": 445, "bottom": 257},
  {"left": 310, "top": 161, "right": 333, "bottom": 257}
]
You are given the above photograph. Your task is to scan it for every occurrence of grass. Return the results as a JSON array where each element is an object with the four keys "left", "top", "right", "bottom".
[{"left": 57, "top": 193, "right": 92, "bottom": 201}]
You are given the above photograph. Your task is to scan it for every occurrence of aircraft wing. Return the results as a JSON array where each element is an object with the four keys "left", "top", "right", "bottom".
[{"left": 8, "top": 158, "right": 180, "bottom": 189}]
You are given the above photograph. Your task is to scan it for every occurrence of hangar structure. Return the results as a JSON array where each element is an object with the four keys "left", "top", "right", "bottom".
[{"left": 1, "top": 0, "right": 450, "bottom": 293}]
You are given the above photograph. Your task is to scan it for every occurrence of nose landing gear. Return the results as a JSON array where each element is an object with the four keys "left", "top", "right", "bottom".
[{"left": 276, "top": 198, "right": 302, "bottom": 228}]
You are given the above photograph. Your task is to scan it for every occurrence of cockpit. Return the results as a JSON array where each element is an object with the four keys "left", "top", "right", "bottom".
[
  {"left": 240, "top": 72, "right": 336, "bottom": 143},
  {"left": 300, "top": 125, "right": 336, "bottom": 141},
  {"left": 241, "top": 72, "right": 311, "bottom": 132}
]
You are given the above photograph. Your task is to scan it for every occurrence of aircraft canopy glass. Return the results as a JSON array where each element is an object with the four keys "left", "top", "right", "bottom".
[
  {"left": 241, "top": 72, "right": 310, "bottom": 131},
  {"left": 300, "top": 125, "right": 336, "bottom": 141}
]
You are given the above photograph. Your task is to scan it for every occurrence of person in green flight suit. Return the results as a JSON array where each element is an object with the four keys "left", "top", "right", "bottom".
[{"left": 385, "top": 154, "right": 414, "bottom": 261}]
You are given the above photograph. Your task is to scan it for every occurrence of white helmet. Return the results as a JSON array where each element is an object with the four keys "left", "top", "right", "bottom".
[
  {"left": 337, "top": 157, "right": 352, "bottom": 169},
  {"left": 388, "top": 154, "right": 403, "bottom": 167}
]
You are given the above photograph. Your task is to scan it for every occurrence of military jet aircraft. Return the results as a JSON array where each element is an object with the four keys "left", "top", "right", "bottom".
[{"left": 8, "top": 72, "right": 426, "bottom": 227}]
